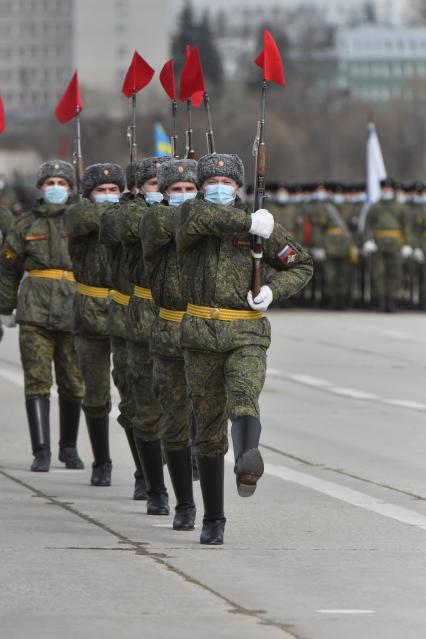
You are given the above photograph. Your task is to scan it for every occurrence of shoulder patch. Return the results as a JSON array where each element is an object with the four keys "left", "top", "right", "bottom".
[{"left": 277, "top": 244, "right": 299, "bottom": 264}]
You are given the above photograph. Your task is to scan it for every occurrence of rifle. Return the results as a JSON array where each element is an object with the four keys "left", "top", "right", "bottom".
[
  {"left": 203, "top": 91, "right": 215, "bottom": 154},
  {"left": 73, "top": 106, "right": 84, "bottom": 200},
  {"left": 126, "top": 93, "right": 138, "bottom": 162},
  {"left": 251, "top": 81, "right": 267, "bottom": 297},
  {"left": 185, "top": 100, "right": 196, "bottom": 159}
]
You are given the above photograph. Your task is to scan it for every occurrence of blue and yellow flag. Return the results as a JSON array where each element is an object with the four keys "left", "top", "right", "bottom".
[{"left": 154, "top": 122, "right": 172, "bottom": 157}]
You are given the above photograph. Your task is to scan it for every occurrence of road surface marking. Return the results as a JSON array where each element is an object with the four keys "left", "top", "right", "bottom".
[{"left": 317, "top": 609, "right": 375, "bottom": 614}]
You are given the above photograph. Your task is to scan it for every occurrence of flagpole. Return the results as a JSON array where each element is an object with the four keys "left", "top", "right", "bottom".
[
  {"left": 203, "top": 91, "right": 215, "bottom": 154},
  {"left": 172, "top": 99, "right": 178, "bottom": 158}
]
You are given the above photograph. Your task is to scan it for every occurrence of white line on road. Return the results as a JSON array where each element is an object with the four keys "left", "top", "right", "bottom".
[
  {"left": 317, "top": 610, "right": 375, "bottom": 615},
  {"left": 267, "top": 368, "right": 426, "bottom": 413}
]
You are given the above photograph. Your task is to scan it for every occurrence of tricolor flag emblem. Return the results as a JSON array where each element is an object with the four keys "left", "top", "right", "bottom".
[{"left": 278, "top": 244, "right": 296, "bottom": 263}]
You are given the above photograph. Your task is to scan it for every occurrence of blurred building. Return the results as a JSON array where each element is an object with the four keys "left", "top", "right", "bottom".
[
  {"left": 0, "top": 0, "right": 171, "bottom": 120},
  {"left": 335, "top": 26, "right": 426, "bottom": 101},
  {"left": 0, "top": 0, "right": 73, "bottom": 119}
]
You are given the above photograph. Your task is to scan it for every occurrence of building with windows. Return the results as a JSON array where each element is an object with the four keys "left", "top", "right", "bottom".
[
  {"left": 335, "top": 25, "right": 426, "bottom": 101},
  {"left": 0, "top": 0, "right": 171, "bottom": 119}
]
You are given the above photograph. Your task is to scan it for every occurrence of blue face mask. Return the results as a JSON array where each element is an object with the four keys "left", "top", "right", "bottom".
[
  {"left": 145, "top": 192, "right": 163, "bottom": 206},
  {"left": 276, "top": 194, "right": 290, "bottom": 205},
  {"left": 168, "top": 192, "right": 197, "bottom": 207},
  {"left": 43, "top": 185, "right": 69, "bottom": 205},
  {"left": 333, "top": 195, "right": 344, "bottom": 205},
  {"left": 94, "top": 193, "right": 120, "bottom": 204},
  {"left": 204, "top": 183, "right": 236, "bottom": 206}
]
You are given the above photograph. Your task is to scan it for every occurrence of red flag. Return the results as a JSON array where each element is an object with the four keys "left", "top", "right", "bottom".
[
  {"left": 122, "top": 51, "right": 155, "bottom": 98},
  {"left": 55, "top": 71, "right": 83, "bottom": 124},
  {"left": 184, "top": 45, "right": 204, "bottom": 108},
  {"left": 160, "top": 59, "right": 176, "bottom": 100},
  {"left": 179, "top": 47, "right": 205, "bottom": 104},
  {"left": 255, "top": 30, "right": 285, "bottom": 86},
  {"left": 0, "top": 97, "right": 5, "bottom": 134}
]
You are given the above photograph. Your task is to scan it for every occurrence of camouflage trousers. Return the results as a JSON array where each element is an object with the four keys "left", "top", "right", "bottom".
[
  {"left": 184, "top": 344, "right": 267, "bottom": 457},
  {"left": 127, "top": 340, "right": 162, "bottom": 441},
  {"left": 111, "top": 336, "right": 135, "bottom": 431},
  {"left": 19, "top": 323, "right": 84, "bottom": 401},
  {"left": 324, "top": 257, "right": 350, "bottom": 303},
  {"left": 153, "top": 354, "right": 191, "bottom": 451},
  {"left": 75, "top": 335, "right": 111, "bottom": 417},
  {"left": 371, "top": 249, "right": 401, "bottom": 300}
]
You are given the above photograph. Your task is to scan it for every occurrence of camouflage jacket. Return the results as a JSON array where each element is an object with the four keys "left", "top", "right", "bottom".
[
  {"left": 65, "top": 198, "right": 114, "bottom": 337},
  {"left": 268, "top": 202, "right": 302, "bottom": 242},
  {"left": 365, "top": 199, "right": 413, "bottom": 249},
  {"left": 117, "top": 195, "right": 157, "bottom": 345},
  {"left": 99, "top": 194, "right": 133, "bottom": 339},
  {"left": 175, "top": 196, "right": 313, "bottom": 353},
  {"left": 308, "top": 201, "right": 351, "bottom": 258},
  {"left": 140, "top": 203, "right": 184, "bottom": 358},
  {"left": 0, "top": 201, "right": 76, "bottom": 331},
  {"left": 0, "top": 206, "right": 14, "bottom": 243}
]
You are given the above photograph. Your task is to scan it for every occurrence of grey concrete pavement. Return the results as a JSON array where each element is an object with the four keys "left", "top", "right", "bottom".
[{"left": 1, "top": 311, "right": 426, "bottom": 638}]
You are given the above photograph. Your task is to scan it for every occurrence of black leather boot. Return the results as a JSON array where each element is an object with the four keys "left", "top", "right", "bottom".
[
  {"left": 165, "top": 447, "right": 196, "bottom": 530},
  {"left": 231, "top": 415, "right": 264, "bottom": 498},
  {"left": 85, "top": 414, "right": 112, "bottom": 486},
  {"left": 26, "top": 397, "right": 51, "bottom": 472},
  {"left": 134, "top": 437, "right": 169, "bottom": 515},
  {"left": 124, "top": 427, "right": 147, "bottom": 500},
  {"left": 198, "top": 455, "right": 226, "bottom": 545},
  {"left": 58, "top": 396, "right": 84, "bottom": 469}
]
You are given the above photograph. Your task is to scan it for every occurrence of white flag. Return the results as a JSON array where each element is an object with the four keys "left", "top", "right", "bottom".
[{"left": 367, "top": 122, "right": 387, "bottom": 204}]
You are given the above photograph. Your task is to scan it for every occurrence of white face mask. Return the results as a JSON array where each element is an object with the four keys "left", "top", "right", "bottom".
[
  {"left": 381, "top": 191, "right": 394, "bottom": 201},
  {"left": 204, "top": 183, "right": 236, "bottom": 206}
]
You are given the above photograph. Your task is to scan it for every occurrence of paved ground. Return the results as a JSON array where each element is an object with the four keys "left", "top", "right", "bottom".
[{"left": 1, "top": 310, "right": 426, "bottom": 638}]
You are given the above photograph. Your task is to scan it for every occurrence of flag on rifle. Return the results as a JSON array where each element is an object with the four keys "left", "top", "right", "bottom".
[
  {"left": 55, "top": 71, "right": 82, "bottom": 123},
  {"left": 367, "top": 122, "right": 387, "bottom": 205},
  {"left": 0, "top": 96, "right": 5, "bottom": 134}
]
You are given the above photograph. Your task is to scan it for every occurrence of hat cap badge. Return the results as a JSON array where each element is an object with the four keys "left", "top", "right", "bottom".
[
  {"left": 218, "top": 159, "right": 225, "bottom": 167},
  {"left": 104, "top": 169, "right": 110, "bottom": 176}
]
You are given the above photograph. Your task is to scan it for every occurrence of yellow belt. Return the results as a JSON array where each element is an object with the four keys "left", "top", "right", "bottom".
[
  {"left": 326, "top": 226, "right": 343, "bottom": 235},
  {"left": 29, "top": 269, "right": 75, "bottom": 282},
  {"left": 111, "top": 290, "right": 130, "bottom": 306},
  {"left": 134, "top": 285, "right": 153, "bottom": 300},
  {"left": 374, "top": 230, "right": 402, "bottom": 239},
  {"left": 187, "top": 303, "right": 262, "bottom": 322},
  {"left": 77, "top": 283, "right": 111, "bottom": 299},
  {"left": 159, "top": 307, "right": 185, "bottom": 323}
]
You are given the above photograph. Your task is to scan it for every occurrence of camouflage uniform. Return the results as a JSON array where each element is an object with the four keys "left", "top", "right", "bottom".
[
  {"left": 140, "top": 203, "right": 191, "bottom": 451},
  {"left": 65, "top": 198, "right": 113, "bottom": 417},
  {"left": 175, "top": 196, "right": 313, "bottom": 457},
  {"left": 99, "top": 196, "right": 135, "bottom": 430},
  {"left": 0, "top": 205, "right": 14, "bottom": 242},
  {"left": 309, "top": 200, "right": 351, "bottom": 308},
  {"left": 117, "top": 196, "right": 161, "bottom": 441},
  {"left": 364, "top": 198, "right": 412, "bottom": 307},
  {"left": 0, "top": 201, "right": 83, "bottom": 400},
  {"left": 268, "top": 200, "right": 302, "bottom": 241},
  {"left": 412, "top": 201, "right": 426, "bottom": 306}
]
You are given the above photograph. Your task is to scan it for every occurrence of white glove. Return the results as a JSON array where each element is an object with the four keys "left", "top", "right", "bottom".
[
  {"left": 249, "top": 209, "right": 274, "bottom": 239},
  {"left": 0, "top": 313, "right": 16, "bottom": 328},
  {"left": 363, "top": 240, "right": 378, "bottom": 255},
  {"left": 414, "top": 248, "right": 425, "bottom": 264},
  {"left": 401, "top": 245, "right": 414, "bottom": 259},
  {"left": 247, "top": 285, "right": 273, "bottom": 312},
  {"left": 312, "top": 248, "right": 326, "bottom": 262}
]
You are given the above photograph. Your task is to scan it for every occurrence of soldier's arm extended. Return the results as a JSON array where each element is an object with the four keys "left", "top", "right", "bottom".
[
  {"left": 99, "top": 206, "right": 120, "bottom": 247},
  {"left": 262, "top": 225, "right": 314, "bottom": 301},
  {"left": 0, "top": 228, "right": 25, "bottom": 313},
  {"left": 117, "top": 199, "right": 146, "bottom": 244},
  {"left": 65, "top": 199, "right": 103, "bottom": 238},
  {"left": 175, "top": 198, "right": 252, "bottom": 252},
  {"left": 140, "top": 204, "right": 175, "bottom": 264}
]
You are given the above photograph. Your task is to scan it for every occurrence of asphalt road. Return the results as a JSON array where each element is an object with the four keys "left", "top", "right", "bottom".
[{"left": 1, "top": 310, "right": 426, "bottom": 639}]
